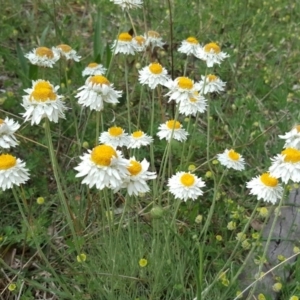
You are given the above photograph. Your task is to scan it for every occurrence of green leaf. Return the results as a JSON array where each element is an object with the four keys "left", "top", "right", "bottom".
[{"left": 93, "top": 10, "right": 103, "bottom": 62}]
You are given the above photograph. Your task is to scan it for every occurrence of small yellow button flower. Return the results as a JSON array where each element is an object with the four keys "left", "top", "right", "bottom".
[
  {"left": 258, "top": 294, "right": 266, "bottom": 300},
  {"left": 227, "top": 221, "right": 236, "bottom": 230},
  {"left": 76, "top": 253, "right": 87, "bottom": 263},
  {"left": 290, "top": 296, "right": 299, "bottom": 300},
  {"left": 272, "top": 282, "right": 282, "bottom": 292},
  {"left": 216, "top": 235, "right": 223, "bottom": 241},
  {"left": 36, "top": 197, "right": 45, "bottom": 205},
  {"left": 8, "top": 283, "right": 16, "bottom": 291},
  {"left": 139, "top": 258, "right": 148, "bottom": 267}
]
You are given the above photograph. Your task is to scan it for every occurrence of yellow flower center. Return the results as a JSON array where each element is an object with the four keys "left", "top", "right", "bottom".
[
  {"left": 89, "top": 75, "right": 110, "bottom": 85},
  {"left": 0, "top": 119, "right": 4, "bottom": 125},
  {"left": 177, "top": 77, "right": 193, "bottom": 90},
  {"left": 186, "top": 37, "right": 198, "bottom": 44},
  {"left": 90, "top": 145, "right": 117, "bottom": 166},
  {"left": 134, "top": 36, "right": 145, "bottom": 45},
  {"left": 57, "top": 44, "right": 72, "bottom": 53},
  {"left": 294, "top": 125, "right": 300, "bottom": 132},
  {"left": 30, "top": 87, "right": 56, "bottom": 102},
  {"left": 0, "top": 154, "right": 17, "bottom": 170},
  {"left": 149, "top": 63, "right": 163, "bottom": 74},
  {"left": 260, "top": 173, "right": 278, "bottom": 187},
  {"left": 204, "top": 42, "right": 221, "bottom": 54},
  {"left": 118, "top": 32, "right": 132, "bottom": 42},
  {"left": 282, "top": 148, "right": 300, "bottom": 163},
  {"left": 35, "top": 47, "right": 54, "bottom": 58},
  {"left": 180, "top": 173, "right": 195, "bottom": 187},
  {"left": 189, "top": 97, "right": 197, "bottom": 103},
  {"left": 166, "top": 120, "right": 181, "bottom": 130},
  {"left": 88, "top": 62, "right": 98, "bottom": 68},
  {"left": 108, "top": 126, "right": 123, "bottom": 137},
  {"left": 228, "top": 149, "right": 240, "bottom": 161},
  {"left": 207, "top": 74, "right": 217, "bottom": 82},
  {"left": 148, "top": 30, "right": 160, "bottom": 38},
  {"left": 127, "top": 160, "right": 142, "bottom": 175},
  {"left": 132, "top": 130, "right": 143, "bottom": 138},
  {"left": 34, "top": 80, "right": 53, "bottom": 90}
]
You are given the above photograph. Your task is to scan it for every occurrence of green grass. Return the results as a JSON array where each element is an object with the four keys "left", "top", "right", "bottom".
[{"left": 1, "top": 0, "right": 300, "bottom": 299}]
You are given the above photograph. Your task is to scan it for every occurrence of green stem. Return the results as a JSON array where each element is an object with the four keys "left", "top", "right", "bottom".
[
  {"left": 44, "top": 119, "right": 79, "bottom": 251},
  {"left": 124, "top": 57, "right": 131, "bottom": 133}
]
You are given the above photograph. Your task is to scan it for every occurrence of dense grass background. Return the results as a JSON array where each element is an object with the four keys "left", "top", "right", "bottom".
[{"left": 1, "top": 0, "right": 300, "bottom": 299}]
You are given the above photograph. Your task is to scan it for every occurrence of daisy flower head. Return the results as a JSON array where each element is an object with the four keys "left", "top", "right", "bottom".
[
  {"left": 246, "top": 172, "right": 283, "bottom": 204},
  {"left": 111, "top": 32, "right": 136, "bottom": 55},
  {"left": 128, "top": 130, "right": 153, "bottom": 149},
  {"left": 21, "top": 80, "right": 67, "bottom": 125},
  {"left": 132, "top": 36, "right": 147, "bottom": 52},
  {"left": 110, "top": 0, "right": 143, "bottom": 10},
  {"left": 178, "top": 91, "right": 207, "bottom": 116},
  {"left": 0, "top": 153, "right": 30, "bottom": 191},
  {"left": 54, "top": 44, "right": 81, "bottom": 62},
  {"left": 196, "top": 42, "right": 229, "bottom": 68},
  {"left": 157, "top": 120, "right": 188, "bottom": 142},
  {"left": 178, "top": 36, "right": 201, "bottom": 57},
  {"left": 114, "top": 157, "right": 156, "bottom": 196},
  {"left": 217, "top": 149, "right": 245, "bottom": 171},
  {"left": 138, "top": 62, "right": 169, "bottom": 89},
  {"left": 269, "top": 148, "right": 300, "bottom": 183},
  {"left": 144, "top": 30, "right": 165, "bottom": 51},
  {"left": 279, "top": 125, "right": 300, "bottom": 149},
  {"left": 0, "top": 117, "right": 20, "bottom": 149},
  {"left": 99, "top": 126, "right": 130, "bottom": 148},
  {"left": 25, "top": 46, "right": 59, "bottom": 68},
  {"left": 82, "top": 63, "right": 107, "bottom": 77},
  {"left": 198, "top": 74, "right": 226, "bottom": 94},
  {"left": 164, "top": 76, "right": 201, "bottom": 104},
  {"left": 74, "top": 144, "right": 129, "bottom": 190},
  {"left": 75, "top": 75, "right": 122, "bottom": 111},
  {"left": 168, "top": 171, "right": 206, "bottom": 201}
]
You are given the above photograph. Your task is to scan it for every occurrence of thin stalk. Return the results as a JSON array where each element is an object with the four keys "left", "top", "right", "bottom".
[
  {"left": 124, "top": 57, "right": 131, "bottom": 133},
  {"left": 44, "top": 119, "right": 79, "bottom": 251}
]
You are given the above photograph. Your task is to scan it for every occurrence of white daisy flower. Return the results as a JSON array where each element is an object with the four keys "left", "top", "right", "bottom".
[
  {"left": 132, "top": 36, "right": 147, "bottom": 52},
  {"left": 157, "top": 120, "right": 188, "bottom": 142},
  {"left": 75, "top": 75, "right": 122, "bottom": 111},
  {"left": 0, "top": 117, "right": 20, "bottom": 149},
  {"left": 21, "top": 80, "right": 67, "bottom": 125},
  {"left": 217, "top": 149, "right": 245, "bottom": 171},
  {"left": 164, "top": 76, "right": 201, "bottom": 104},
  {"left": 110, "top": 0, "right": 143, "bottom": 10},
  {"left": 99, "top": 126, "right": 130, "bottom": 148},
  {"left": 198, "top": 74, "right": 226, "bottom": 94},
  {"left": 54, "top": 44, "right": 81, "bottom": 62},
  {"left": 144, "top": 30, "right": 165, "bottom": 51},
  {"left": 128, "top": 130, "right": 153, "bottom": 149},
  {"left": 196, "top": 42, "right": 229, "bottom": 67},
  {"left": 75, "top": 144, "right": 129, "bottom": 190},
  {"left": 246, "top": 172, "right": 283, "bottom": 204},
  {"left": 178, "top": 36, "right": 201, "bottom": 57},
  {"left": 269, "top": 148, "right": 300, "bottom": 183},
  {"left": 178, "top": 91, "right": 207, "bottom": 116},
  {"left": 82, "top": 62, "right": 107, "bottom": 77},
  {"left": 168, "top": 171, "right": 206, "bottom": 201},
  {"left": 114, "top": 157, "right": 156, "bottom": 196},
  {"left": 25, "top": 46, "right": 60, "bottom": 68},
  {"left": 138, "top": 62, "right": 169, "bottom": 89},
  {"left": 278, "top": 126, "right": 300, "bottom": 149},
  {"left": 111, "top": 32, "right": 136, "bottom": 55},
  {"left": 0, "top": 153, "right": 30, "bottom": 191}
]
